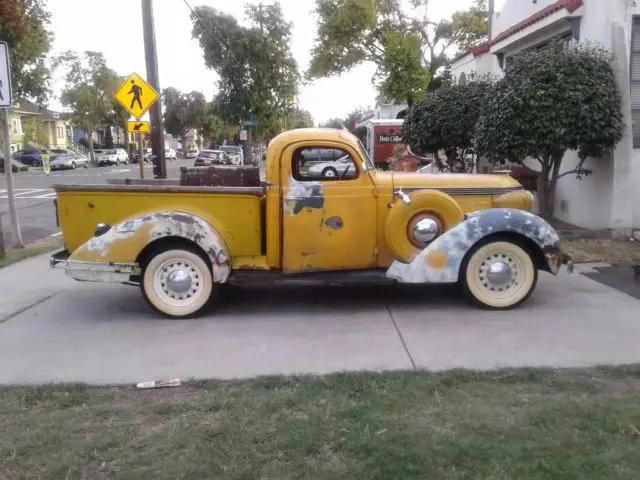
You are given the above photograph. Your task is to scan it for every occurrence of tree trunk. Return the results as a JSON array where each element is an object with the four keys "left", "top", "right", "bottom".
[
  {"left": 536, "top": 153, "right": 564, "bottom": 218},
  {"left": 87, "top": 131, "right": 95, "bottom": 165},
  {"left": 124, "top": 130, "right": 130, "bottom": 159},
  {"left": 537, "top": 161, "right": 550, "bottom": 217}
]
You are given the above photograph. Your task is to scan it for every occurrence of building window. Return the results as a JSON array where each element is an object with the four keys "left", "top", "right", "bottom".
[
  {"left": 459, "top": 72, "right": 467, "bottom": 85},
  {"left": 502, "top": 31, "right": 573, "bottom": 71},
  {"left": 632, "top": 17, "right": 640, "bottom": 148},
  {"left": 10, "top": 119, "right": 20, "bottom": 135}
]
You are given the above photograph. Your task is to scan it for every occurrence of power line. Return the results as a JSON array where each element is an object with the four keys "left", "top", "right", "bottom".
[{"left": 180, "top": 0, "right": 236, "bottom": 62}]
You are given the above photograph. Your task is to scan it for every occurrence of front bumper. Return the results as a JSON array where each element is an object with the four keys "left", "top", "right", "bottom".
[{"left": 50, "top": 249, "right": 140, "bottom": 283}]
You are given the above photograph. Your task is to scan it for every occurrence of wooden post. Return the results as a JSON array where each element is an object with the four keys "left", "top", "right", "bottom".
[
  {"left": 139, "top": 133, "right": 145, "bottom": 179},
  {"left": 0, "top": 214, "right": 5, "bottom": 260}
]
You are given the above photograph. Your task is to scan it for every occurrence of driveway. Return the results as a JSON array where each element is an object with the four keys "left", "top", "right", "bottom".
[{"left": 0, "top": 254, "right": 639, "bottom": 385}]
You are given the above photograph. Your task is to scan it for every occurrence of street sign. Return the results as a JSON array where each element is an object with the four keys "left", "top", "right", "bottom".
[
  {"left": 243, "top": 120, "right": 258, "bottom": 126},
  {"left": 127, "top": 120, "right": 150, "bottom": 133},
  {"left": 0, "top": 42, "right": 13, "bottom": 108},
  {"left": 239, "top": 130, "right": 247, "bottom": 141},
  {"left": 113, "top": 73, "right": 159, "bottom": 119}
]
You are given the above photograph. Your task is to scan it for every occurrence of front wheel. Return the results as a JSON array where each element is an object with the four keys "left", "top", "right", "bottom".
[
  {"left": 141, "top": 247, "right": 215, "bottom": 318},
  {"left": 322, "top": 167, "right": 338, "bottom": 178},
  {"left": 461, "top": 239, "right": 537, "bottom": 310},
  {"left": 71, "top": 161, "right": 76, "bottom": 169}
]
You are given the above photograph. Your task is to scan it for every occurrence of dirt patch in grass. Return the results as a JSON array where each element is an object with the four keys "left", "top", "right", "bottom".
[
  {"left": 2, "top": 366, "right": 640, "bottom": 479},
  {"left": 562, "top": 238, "right": 640, "bottom": 263},
  {"left": 0, "top": 238, "right": 63, "bottom": 269}
]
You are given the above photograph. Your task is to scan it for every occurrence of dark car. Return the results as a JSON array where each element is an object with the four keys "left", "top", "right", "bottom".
[
  {"left": 12, "top": 148, "right": 48, "bottom": 167},
  {"left": 194, "top": 150, "right": 232, "bottom": 167},
  {"left": 131, "top": 148, "right": 153, "bottom": 164}
]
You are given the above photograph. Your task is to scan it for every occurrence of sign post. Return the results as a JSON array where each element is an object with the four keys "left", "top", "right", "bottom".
[
  {"left": 138, "top": 133, "right": 145, "bottom": 179},
  {"left": 113, "top": 73, "right": 158, "bottom": 179},
  {"left": 0, "top": 41, "right": 23, "bottom": 248}
]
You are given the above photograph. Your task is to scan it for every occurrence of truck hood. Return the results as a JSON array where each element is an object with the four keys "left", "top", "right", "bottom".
[{"left": 372, "top": 171, "right": 524, "bottom": 193}]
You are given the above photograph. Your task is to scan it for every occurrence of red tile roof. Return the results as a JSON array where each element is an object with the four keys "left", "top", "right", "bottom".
[{"left": 464, "top": 0, "right": 583, "bottom": 59}]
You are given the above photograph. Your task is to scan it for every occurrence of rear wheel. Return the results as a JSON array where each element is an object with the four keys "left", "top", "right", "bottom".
[
  {"left": 461, "top": 239, "right": 537, "bottom": 310},
  {"left": 322, "top": 167, "right": 338, "bottom": 178},
  {"left": 141, "top": 247, "right": 215, "bottom": 318}
]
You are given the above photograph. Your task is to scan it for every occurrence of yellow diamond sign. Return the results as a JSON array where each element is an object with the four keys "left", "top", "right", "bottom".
[{"left": 113, "top": 73, "right": 159, "bottom": 119}]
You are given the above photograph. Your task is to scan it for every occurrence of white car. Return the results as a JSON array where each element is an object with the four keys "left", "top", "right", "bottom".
[
  {"left": 307, "top": 155, "right": 357, "bottom": 179},
  {"left": 186, "top": 149, "right": 199, "bottom": 159},
  {"left": 218, "top": 145, "right": 244, "bottom": 165},
  {"left": 97, "top": 148, "right": 128, "bottom": 166},
  {"left": 50, "top": 153, "right": 89, "bottom": 170},
  {"left": 165, "top": 148, "right": 177, "bottom": 161}
]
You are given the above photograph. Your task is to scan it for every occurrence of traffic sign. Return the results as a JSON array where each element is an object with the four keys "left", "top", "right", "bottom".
[
  {"left": 243, "top": 120, "right": 258, "bottom": 126},
  {"left": 113, "top": 73, "right": 158, "bottom": 119},
  {"left": 239, "top": 130, "right": 247, "bottom": 141},
  {"left": 127, "top": 120, "right": 150, "bottom": 133},
  {"left": 0, "top": 42, "right": 13, "bottom": 108}
]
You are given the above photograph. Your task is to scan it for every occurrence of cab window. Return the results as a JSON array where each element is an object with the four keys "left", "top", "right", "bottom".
[{"left": 292, "top": 147, "right": 358, "bottom": 181}]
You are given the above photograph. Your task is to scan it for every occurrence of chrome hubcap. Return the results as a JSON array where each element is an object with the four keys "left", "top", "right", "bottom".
[
  {"left": 155, "top": 260, "right": 203, "bottom": 304},
  {"left": 478, "top": 254, "right": 520, "bottom": 293},
  {"left": 324, "top": 170, "right": 336, "bottom": 177},
  {"left": 412, "top": 218, "right": 439, "bottom": 246}
]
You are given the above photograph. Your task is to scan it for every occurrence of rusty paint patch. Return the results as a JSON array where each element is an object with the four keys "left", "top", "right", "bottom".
[
  {"left": 172, "top": 213, "right": 197, "bottom": 224},
  {"left": 424, "top": 249, "right": 448, "bottom": 269},
  {"left": 325, "top": 216, "right": 343, "bottom": 230},
  {"left": 284, "top": 175, "right": 325, "bottom": 215},
  {"left": 386, "top": 208, "right": 562, "bottom": 284}
]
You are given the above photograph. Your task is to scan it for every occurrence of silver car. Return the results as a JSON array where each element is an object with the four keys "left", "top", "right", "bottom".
[
  {"left": 307, "top": 155, "right": 357, "bottom": 179},
  {"left": 50, "top": 153, "right": 89, "bottom": 170}
]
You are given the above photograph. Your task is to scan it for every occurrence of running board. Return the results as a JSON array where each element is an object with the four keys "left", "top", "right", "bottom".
[{"left": 228, "top": 269, "right": 397, "bottom": 287}]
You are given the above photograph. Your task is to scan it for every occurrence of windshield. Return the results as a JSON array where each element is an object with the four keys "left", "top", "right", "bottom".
[
  {"left": 220, "top": 146, "right": 239, "bottom": 153},
  {"left": 200, "top": 151, "right": 223, "bottom": 158},
  {"left": 54, "top": 154, "right": 74, "bottom": 161},
  {"left": 357, "top": 140, "right": 374, "bottom": 171}
]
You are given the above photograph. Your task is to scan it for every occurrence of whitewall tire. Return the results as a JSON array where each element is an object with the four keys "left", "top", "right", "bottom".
[
  {"left": 462, "top": 239, "right": 537, "bottom": 310},
  {"left": 141, "top": 248, "right": 214, "bottom": 318}
]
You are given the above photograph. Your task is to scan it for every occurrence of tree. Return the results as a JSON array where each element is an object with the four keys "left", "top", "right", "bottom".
[
  {"left": 22, "top": 117, "right": 48, "bottom": 147},
  {"left": 191, "top": 2, "right": 301, "bottom": 142},
  {"left": 287, "top": 108, "right": 314, "bottom": 129},
  {"left": 163, "top": 87, "right": 192, "bottom": 154},
  {"left": 54, "top": 51, "right": 121, "bottom": 163},
  {"left": 308, "top": 0, "right": 487, "bottom": 105},
  {"left": 0, "top": 0, "right": 53, "bottom": 104},
  {"left": 104, "top": 126, "right": 114, "bottom": 149},
  {"left": 475, "top": 42, "right": 625, "bottom": 217},
  {"left": 402, "top": 76, "right": 493, "bottom": 172},
  {"left": 319, "top": 118, "right": 345, "bottom": 129}
]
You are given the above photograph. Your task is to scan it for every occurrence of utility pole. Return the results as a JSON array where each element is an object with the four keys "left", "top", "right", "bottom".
[
  {"left": 141, "top": 0, "right": 166, "bottom": 179},
  {"left": 2, "top": 109, "right": 23, "bottom": 248},
  {"left": 488, "top": 0, "right": 495, "bottom": 41}
]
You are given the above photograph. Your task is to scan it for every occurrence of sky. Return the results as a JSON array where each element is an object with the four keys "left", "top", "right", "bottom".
[{"left": 47, "top": 0, "right": 507, "bottom": 124}]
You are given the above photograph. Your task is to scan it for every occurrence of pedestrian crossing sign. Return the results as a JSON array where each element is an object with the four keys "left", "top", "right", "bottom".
[{"left": 113, "top": 73, "right": 159, "bottom": 119}]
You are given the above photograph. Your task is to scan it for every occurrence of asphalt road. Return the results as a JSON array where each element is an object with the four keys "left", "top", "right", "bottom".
[{"left": 0, "top": 159, "right": 193, "bottom": 246}]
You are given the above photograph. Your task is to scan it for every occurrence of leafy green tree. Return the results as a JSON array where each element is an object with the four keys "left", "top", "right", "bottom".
[
  {"left": 21, "top": 118, "right": 48, "bottom": 147},
  {"left": 475, "top": 42, "right": 625, "bottom": 217},
  {"left": 402, "top": 76, "right": 493, "bottom": 172},
  {"left": 285, "top": 108, "right": 314, "bottom": 129},
  {"left": 319, "top": 118, "right": 345, "bottom": 129},
  {"left": 191, "top": 2, "right": 301, "bottom": 142},
  {"left": 0, "top": 0, "right": 53, "bottom": 103},
  {"left": 308, "top": 0, "right": 487, "bottom": 104},
  {"left": 162, "top": 87, "right": 192, "bottom": 154},
  {"left": 54, "top": 51, "right": 121, "bottom": 162}
]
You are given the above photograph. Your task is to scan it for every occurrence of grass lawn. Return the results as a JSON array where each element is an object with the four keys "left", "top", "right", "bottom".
[
  {"left": 2, "top": 367, "right": 640, "bottom": 479},
  {"left": 562, "top": 238, "right": 640, "bottom": 264},
  {"left": 0, "top": 238, "right": 63, "bottom": 269}
]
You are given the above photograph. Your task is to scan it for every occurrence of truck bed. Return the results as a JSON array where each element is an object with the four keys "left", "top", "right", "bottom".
[{"left": 53, "top": 183, "right": 265, "bottom": 256}]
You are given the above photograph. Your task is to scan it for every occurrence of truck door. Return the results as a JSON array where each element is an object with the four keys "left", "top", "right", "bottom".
[{"left": 281, "top": 142, "right": 378, "bottom": 274}]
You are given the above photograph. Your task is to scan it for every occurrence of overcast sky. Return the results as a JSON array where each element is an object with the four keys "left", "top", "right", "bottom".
[{"left": 47, "top": 0, "right": 506, "bottom": 124}]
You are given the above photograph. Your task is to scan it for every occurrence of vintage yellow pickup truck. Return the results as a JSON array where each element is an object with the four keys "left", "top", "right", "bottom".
[{"left": 50, "top": 128, "right": 571, "bottom": 318}]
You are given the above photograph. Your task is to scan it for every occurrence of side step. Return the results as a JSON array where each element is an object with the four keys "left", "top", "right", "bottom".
[{"left": 228, "top": 269, "right": 397, "bottom": 287}]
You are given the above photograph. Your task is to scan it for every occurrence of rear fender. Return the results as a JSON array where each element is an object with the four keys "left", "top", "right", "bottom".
[
  {"left": 386, "top": 208, "right": 562, "bottom": 284},
  {"left": 69, "top": 211, "right": 231, "bottom": 283}
]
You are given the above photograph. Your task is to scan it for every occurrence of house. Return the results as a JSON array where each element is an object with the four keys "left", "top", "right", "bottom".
[
  {"left": 1, "top": 101, "right": 74, "bottom": 153},
  {"left": 451, "top": 0, "right": 640, "bottom": 237},
  {"left": 355, "top": 97, "right": 409, "bottom": 129}
]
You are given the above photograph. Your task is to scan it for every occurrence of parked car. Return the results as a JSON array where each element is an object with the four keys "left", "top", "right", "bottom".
[
  {"left": 194, "top": 150, "right": 232, "bottom": 166},
  {"left": 218, "top": 145, "right": 244, "bottom": 165},
  {"left": 12, "top": 148, "right": 48, "bottom": 167},
  {"left": 0, "top": 155, "right": 28, "bottom": 173},
  {"left": 176, "top": 148, "right": 184, "bottom": 157},
  {"left": 97, "top": 148, "right": 129, "bottom": 166},
  {"left": 307, "top": 154, "right": 357, "bottom": 179},
  {"left": 165, "top": 148, "right": 177, "bottom": 161},
  {"left": 186, "top": 148, "right": 199, "bottom": 160},
  {"left": 490, "top": 165, "right": 538, "bottom": 192},
  {"left": 51, "top": 148, "right": 73, "bottom": 155},
  {"left": 51, "top": 153, "right": 89, "bottom": 170},
  {"left": 131, "top": 148, "right": 153, "bottom": 164}
]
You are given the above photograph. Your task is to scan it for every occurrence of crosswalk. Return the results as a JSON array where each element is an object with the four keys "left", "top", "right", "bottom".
[{"left": 0, "top": 188, "right": 56, "bottom": 199}]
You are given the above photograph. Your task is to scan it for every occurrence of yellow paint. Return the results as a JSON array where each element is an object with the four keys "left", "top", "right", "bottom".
[
  {"left": 493, "top": 190, "right": 534, "bottom": 211},
  {"left": 127, "top": 120, "right": 150, "bottom": 133},
  {"left": 57, "top": 190, "right": 262, "bottom": 258},
  {"left": 231, "top": 255, "right": 269, "bottom": 270},
  {"left": 113, "top": 73, "right": 159, "bottom": 119}
]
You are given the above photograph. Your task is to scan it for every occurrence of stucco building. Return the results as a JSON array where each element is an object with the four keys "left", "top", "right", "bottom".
[{"left": 451, "top": 0, "right": 640, "bottom": 237}]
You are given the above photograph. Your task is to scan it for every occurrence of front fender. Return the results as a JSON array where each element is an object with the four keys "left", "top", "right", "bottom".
[
  {"left": 69, "top": 211, "right": 231, "bottom": 283},
  {"left": 386, "top": 208, "right": 562, "bottom": 284}
]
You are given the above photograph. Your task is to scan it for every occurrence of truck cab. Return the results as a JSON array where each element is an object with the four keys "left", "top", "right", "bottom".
[{"left": 50, "top": 128, "right": 569, "bottom": 318}]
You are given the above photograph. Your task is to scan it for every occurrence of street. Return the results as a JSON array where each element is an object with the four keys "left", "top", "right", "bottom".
[{"left": 0, "top": 158, "right": 192, "bottom": 245}]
